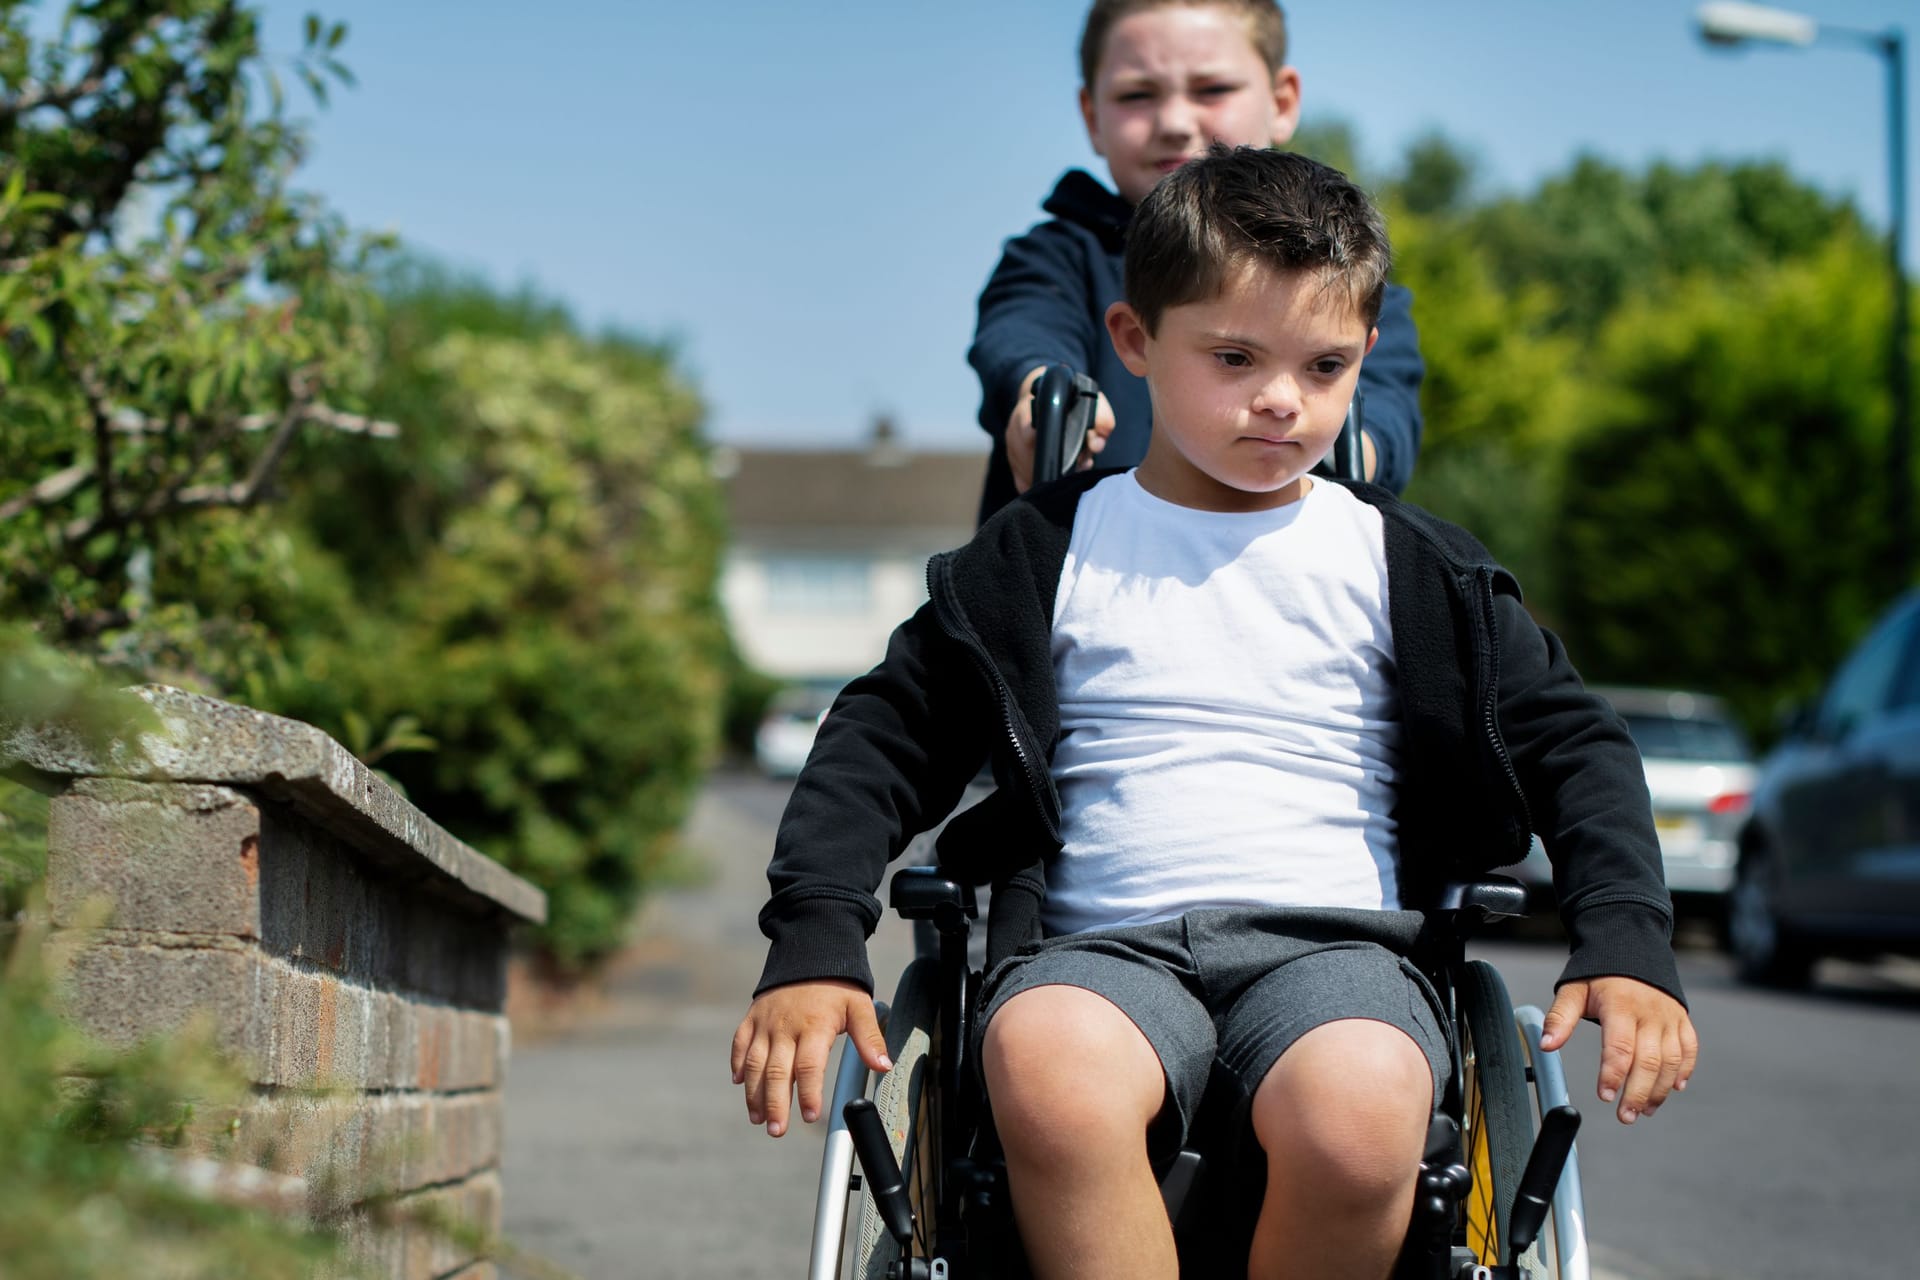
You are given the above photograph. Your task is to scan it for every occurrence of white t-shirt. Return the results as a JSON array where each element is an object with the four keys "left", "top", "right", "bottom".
[{"left": 1043, "top": 473, "right": 1402, "bottom": 936}]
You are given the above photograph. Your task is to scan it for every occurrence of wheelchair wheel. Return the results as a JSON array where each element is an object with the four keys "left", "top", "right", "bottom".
[
  {"left": 1459, "top": 958, "right": 1533, "bottom": 1271},
  {"left": 851, "top": 957, "right": 943, "bottom": 1279}
]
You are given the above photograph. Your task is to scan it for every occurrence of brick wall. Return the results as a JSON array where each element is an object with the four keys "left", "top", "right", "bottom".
[{"left": 7, "top": 687, "right": 545, "bottom": 1280}]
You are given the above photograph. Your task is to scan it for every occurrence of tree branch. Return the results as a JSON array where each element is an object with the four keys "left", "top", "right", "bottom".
[
  {"left": 106, "top": 404, "right": 400, "bottom": 439},
  {"left": 54, "top": 375, "right": 384, "bottom": 544},
  {"left": 80, "top": 365, "right": 116, "bottom": 529},
  {"left": 0, "top": 464, "right": 92, "bottom": 524}
]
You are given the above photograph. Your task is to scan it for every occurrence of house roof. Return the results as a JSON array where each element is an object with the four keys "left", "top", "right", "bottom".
[{"left": 716, "top": 431, "right": 985, "bottom": 534}]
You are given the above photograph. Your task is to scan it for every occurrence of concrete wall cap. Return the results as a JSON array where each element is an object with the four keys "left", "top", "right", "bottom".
[{"left": 5, "top": 685, "right": 545, "bottom": 925}]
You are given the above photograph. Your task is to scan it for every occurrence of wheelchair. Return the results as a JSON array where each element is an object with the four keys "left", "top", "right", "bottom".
[{"left": 802, "top": 370, "right": 1591, "bottom": 1280}]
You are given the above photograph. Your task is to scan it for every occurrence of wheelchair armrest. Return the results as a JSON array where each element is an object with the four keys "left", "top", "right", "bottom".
[
  {"left": 890, "top": 865, "right": 978, "bottom": 923},
  {"left": 1433, "top": 875, "right": 1529, "bottom": 923}
]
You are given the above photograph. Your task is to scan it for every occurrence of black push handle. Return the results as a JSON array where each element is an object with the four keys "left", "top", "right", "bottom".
[
  {"left": 1030, "top": 365, "right": 1099, "bottom": 487},
  {"left": 1505, "top": 1103, "right": 1581, "bottom": 1261},
  {"left": 844, "top": 1096, "right": 915, "bottom": 1248},
  {"left": 1313, "top": 386, "right": 1366, "bottom": 482}
]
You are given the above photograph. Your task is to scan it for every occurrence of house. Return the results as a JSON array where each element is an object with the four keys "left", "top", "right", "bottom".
[{"left": 716, "top": 417, "right": 984, "bottom": 689}]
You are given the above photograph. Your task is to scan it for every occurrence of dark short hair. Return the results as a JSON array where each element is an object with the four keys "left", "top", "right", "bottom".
[
  {"left": 1123, "top": 144, "right": 1390, "bottom": 334},
  {"left": 1079, "top": 0, "right": 1288, "bottom": 91}
]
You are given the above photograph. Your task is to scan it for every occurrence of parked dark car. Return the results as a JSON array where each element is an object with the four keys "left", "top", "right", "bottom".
[{"left": 1727, "top": 591, "right": 1920, "bottom": 985}]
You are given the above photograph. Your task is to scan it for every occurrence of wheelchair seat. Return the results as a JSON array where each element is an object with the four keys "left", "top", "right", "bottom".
[{"left": 814, "top": 866, "right": 1588, "bottom": 1280}]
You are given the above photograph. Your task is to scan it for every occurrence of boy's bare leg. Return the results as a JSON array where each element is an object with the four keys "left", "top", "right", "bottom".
[
  {"left": 1247, "top": 1019, "right": 1433, "bottom": 1280},
  {"left": 982, "top": 984, "right": 1176, "bottom": 1280}
]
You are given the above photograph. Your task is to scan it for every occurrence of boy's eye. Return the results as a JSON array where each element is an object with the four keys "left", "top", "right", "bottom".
[
  {"left": 1117, "top": 90, "right": 1156, "bottom": 103},
  {"left": 1214, "top": 351, "right": 1252, "bottom": 369},
  {"left": 1311, "top": 359, "right": 1347, "bottom": 377},
  {"left": 1195, "top": 84, "right": 1238, "bottom": 98}
]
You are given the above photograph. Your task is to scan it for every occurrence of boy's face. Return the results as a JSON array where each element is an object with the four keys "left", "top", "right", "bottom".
[
  {"left": 1080, "top": 5, "right": 1301, "bottom": 206},
  {"left": 1107, "top": 261, "right": 1376, "bottom": 513}
]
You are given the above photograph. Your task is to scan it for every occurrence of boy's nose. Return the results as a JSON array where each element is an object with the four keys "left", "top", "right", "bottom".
[
  {"left": 1154, "top": 99, "right": 1197, "bottom": 140},
  {"left": 1251, "top": 377, "right": 1302, "bottom": 419}
]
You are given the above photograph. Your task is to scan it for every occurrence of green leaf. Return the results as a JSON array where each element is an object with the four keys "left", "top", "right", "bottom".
[{"left": 187, "top": 365, "right": 218, "bottom": 415}]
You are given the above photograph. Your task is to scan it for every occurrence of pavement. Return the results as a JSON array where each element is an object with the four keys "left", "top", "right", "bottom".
[
  {"left": 494, "top": 770, "right": 1920, "bottom": 1280},
  {"left": 496, "top": 771, "right": 916, "bottom": 1280}
]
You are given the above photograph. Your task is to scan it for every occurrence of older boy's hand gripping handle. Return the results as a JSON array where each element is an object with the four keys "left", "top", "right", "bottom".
[{"left": 1030, "top": 365, "right": 1101, "bottom": 488}]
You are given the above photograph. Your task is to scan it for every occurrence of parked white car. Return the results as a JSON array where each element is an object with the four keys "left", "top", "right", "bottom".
[
  {"left": 753, "top": 680, "right": 847, "bottom": 778},
  {"left": 1513, "top": 686, "right": 1755, "bottom": 920}
]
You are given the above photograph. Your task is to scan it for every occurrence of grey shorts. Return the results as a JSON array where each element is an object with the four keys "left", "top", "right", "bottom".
[{"left": 977, "top": 906, "right": 1452, "bottom": 1155}]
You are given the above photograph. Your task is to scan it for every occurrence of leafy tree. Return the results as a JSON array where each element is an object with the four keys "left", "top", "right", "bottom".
[
  {"left": 1287, "top": 118, "right": 1364, "bottom": 183},
  {"left": 1387, "top": 196, "right": 1584, "bottom": 612},
  {"left": 1551, "top": 237, "right": 1914, "bottom": 733},
  {"left": 1394, "top": 130, "right": 1479, "bottom": 217},
  {"left": 1462, "top": 154, "right": 1863, "bottom": 336},
  {"left": 257, "top": 267, "right": 733, "bottom": 968},
  {"left": 0, "top": 0, "right": 384, "bottom": 682}
]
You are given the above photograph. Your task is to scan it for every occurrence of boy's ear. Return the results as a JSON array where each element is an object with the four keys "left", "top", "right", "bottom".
[
  {"left": 1106, "top": 301, "right": 1151, "bottom": 374},
  {"left": 1365, "top": 326, "right": 1379, "bottom": 358},
  {"left": 1078, "top": 86, "right": 1104, "bottom": 157},
  {"left": 1269, "top": 65, "right": 1302, "bottom": 146}
]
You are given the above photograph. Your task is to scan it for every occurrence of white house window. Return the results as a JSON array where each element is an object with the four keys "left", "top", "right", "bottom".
[{"left": 763, "top": 554, "right": 872, "bottom": 614}]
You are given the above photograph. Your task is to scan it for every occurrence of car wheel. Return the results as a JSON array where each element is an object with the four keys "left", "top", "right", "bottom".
[{"left": 1727, "top": 847, "right": 1814, "bottom": 987}]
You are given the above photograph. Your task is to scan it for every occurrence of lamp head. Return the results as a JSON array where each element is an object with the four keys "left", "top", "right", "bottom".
[{"left": 1694, "top": 2, "right": 1819, "bottom": 49}]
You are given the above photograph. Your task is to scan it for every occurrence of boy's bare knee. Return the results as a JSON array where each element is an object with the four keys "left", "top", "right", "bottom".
[
  {"left": 983, "top": 984, "right": 1165, "bottom": 1166},
  {"left": 1251, "top": 1020, "right": 1431, "bottom": 1200}
]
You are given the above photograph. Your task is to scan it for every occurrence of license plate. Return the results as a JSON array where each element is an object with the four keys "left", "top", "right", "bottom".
[{"left": 1654, "top": 813, "right": 1697, "bottom": 835}]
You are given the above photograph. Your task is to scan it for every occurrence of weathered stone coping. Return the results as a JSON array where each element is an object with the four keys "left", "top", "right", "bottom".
[{"left": 2, "top": 685, "right": 545, "bottom": 926}]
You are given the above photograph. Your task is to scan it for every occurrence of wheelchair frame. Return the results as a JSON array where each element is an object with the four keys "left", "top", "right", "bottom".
[{"left": 808, "top": 871, "right": 1590, "bottom": 1280}]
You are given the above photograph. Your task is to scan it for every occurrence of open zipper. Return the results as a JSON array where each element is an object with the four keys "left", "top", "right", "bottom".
[
  {"left": 1476, "top": 565, "right": 1535, "bottom": 848},
  {"left": 926, "top": 556, "right": 1061, "bottom": 844}
]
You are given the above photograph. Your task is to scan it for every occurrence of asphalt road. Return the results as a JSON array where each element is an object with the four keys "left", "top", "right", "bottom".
[{"left": 500, "top": 770, "right": 1920, "bottom": 1280}]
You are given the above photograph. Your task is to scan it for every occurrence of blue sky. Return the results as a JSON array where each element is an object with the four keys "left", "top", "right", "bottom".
[{"left": 257, "top": 1, "right": 1916, "bottom": 451}]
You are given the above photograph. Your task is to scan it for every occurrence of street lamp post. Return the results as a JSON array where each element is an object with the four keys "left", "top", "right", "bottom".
[{"left": 1696, "top": 3, "right": 1910, "bottom": 588}]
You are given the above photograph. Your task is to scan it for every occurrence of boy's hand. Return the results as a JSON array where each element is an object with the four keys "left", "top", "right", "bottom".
[
  {"left": 1007, "top": 366, "right": 1116, "bottom": 493},
  {"left": 731, "top": 979, "right": 891, "bottom": 1138},
  {"left": 1540, "top": 976, "right": 1698, "bottom": 1125}
]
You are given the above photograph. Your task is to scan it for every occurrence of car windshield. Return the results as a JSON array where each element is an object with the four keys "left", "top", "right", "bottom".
[{"left": 1620, "top": 713, "right": 1750, "bottom": 762}]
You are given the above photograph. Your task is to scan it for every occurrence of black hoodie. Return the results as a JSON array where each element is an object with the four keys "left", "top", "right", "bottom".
[
  {"left": 755, "top": 471, "right": 1685, "bottom": 1009},
  {"left": 967, "top": 170, "right": 1428, "bottom": 522}
]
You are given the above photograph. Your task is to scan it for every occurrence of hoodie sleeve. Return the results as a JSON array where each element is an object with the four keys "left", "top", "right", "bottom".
[
  {"left": 967, "top": 220, "right": 1103, "bottom": 440},
  {"left": 1490, "top": 593, "right": 1687, "bottom": 1007},
  {"left": 1358, "top": 283, "right": 1425, "bottom": 495},
  {"left": 755, "top": 601, "right": 991, "bottom": 997}
]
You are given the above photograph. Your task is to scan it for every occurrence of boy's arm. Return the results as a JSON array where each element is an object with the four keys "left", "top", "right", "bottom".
[
  {"left": 968, "top": 222, "right": 1101, "bottom": 448},
  {"left": 756, "top": 599, "right": 990, "bottom": 997},
  {"left": 735, "top": 601, "right": 988, "bottom": 1138},
  {"left": 1491, "top": 593, "right": 1699, "bottom": 1121},
  {"left": 1357, "top": 283, "right": 1425, "bottom": 494},
  {"left": 1492, "top": 592, "right": 1680, "bottom": 999}
]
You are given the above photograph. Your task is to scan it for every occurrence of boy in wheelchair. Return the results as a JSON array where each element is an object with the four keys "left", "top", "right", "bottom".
[{"left": 733, "top": 146, "right": 1697, "bottom": 1280}]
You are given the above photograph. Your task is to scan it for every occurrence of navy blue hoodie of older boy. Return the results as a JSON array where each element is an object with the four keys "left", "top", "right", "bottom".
[{"left": 968, "top": 169, "right": 1426, "bottom": 523}]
